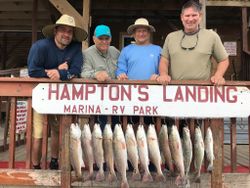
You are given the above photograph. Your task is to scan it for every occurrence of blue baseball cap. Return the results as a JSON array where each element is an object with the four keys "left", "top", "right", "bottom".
[{"left": 94, "top": 25, "right": 111, "bottom": 38}]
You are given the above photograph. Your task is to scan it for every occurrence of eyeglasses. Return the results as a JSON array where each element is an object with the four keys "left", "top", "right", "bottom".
[{"left": 180, "top": 32, "right": 199, "bottom": 51}]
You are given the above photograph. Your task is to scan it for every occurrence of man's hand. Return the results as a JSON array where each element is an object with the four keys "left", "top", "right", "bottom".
[
  {"left": 156, "top": 74, "right": 171, "bottom": 85},
  {"left": 150, "top": 74, "right": 159, "bottom": 81},
  {"left": 95, "top": 71, "right": 111, "bottom": 81},
  {"left": 45, "top": 69, "right": 60, "bottom": 80},
  {"left": 58, "top": 62, "right": 68, "bottom": 70},
  {"left": 210, "top": 75, "right": 225, "bottom": 86},
  {"left": 117, "top": 73, "right": 128, "bottom": 80}
]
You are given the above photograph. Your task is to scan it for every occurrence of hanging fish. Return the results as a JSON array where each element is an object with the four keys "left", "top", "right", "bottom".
[
  {"left": 92, "top": 123, "right": 105, "bottom": 182},
  {"left": 147, "top": 124, "right": 165, "bottom": 182},
  {"left": 81, "top": 123, "right": 94, "bottom": 180},
  {"left": 158, "top": 124, "right": 174, "bottom": 176},
  {"left": 113, "top": 124, "right": 129, "bottom": 188},
  {"left": 125, "top": 123, "right": 141, "bottom": 181},
  {"left": 103, "top": 123, "right": 117, "bottom": 182},
  {"left": 194, "top": 126, "right": 205, "bottom": 183},
  {"left": 70, "top": 123, "right": 84, "bottom": 180},
  {"left": 205, "top": 127, "right": 214, "bottom": 172},
  {"left": 136, "top": 124, "right": 153, "bottom": 182},
  {"left": 182, "top": 126, "right": 193, "bottom": 187},
  {"left": 169, "top": 125, "right": 186, "bottom": 186}
]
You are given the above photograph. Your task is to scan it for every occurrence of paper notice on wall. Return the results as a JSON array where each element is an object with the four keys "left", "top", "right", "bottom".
[
  {"left": 224, "top": 41, "right": 237, "bottom": 56},
  {"left": 16, "top": 100, "right": 28, "bottom": 134}
]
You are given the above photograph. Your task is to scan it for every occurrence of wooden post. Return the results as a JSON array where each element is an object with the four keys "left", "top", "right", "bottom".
[
  {"left": 82, "top": 0, "right": 91, "bottom": 49},
  {"left": 25, "top": 98, "right": 33, "bottom": 169},
  {"left": 9, "top": 97, "right": 17, "bottom": 168},
  {"left": 32, "top": 0, "right": 38, "bottom": 43},
  {"left": 199, "top": 0, "right": 206, "bottom": 29},
  {"left": 211, "top": 118, "right": 224, "bottom": 188},
  {"left": 248, "top": 115, "right": 250, "bottom": 173},
  {"left": 204, "top": 119, "right": 209, "bottom": 170},
  {"left": 242, "top": 7, "right": 250, "bottom": 54},
  {"left": 122, "top": 116, "right": 128, "bottom": 132},
  {"left": 155, "top": 117, "right": 161, "bottom": 134},
  {"left": 60, "top": 115, "right": 72, "bottom": 188},
  {"left": 230, "top": 118, "right": 237, "bottom": 172},
  {"left": 41, "top": 115, "right": 48, "bottom": 169}
]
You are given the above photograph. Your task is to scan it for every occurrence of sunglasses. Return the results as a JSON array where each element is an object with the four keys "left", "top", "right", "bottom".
[{"left": 180, "top": 32, "right": 199, "bottom": 51}]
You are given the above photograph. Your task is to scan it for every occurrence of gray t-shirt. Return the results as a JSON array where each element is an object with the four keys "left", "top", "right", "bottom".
[
  {"left": 161, "top": 29, "right": 228, "bottom": 80},
  {"left": 81, "top": 45, "right": 120, "bottom": 79}
]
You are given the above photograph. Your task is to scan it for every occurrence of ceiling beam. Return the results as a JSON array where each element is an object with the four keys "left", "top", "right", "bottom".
[
  {"left": 49, "top": 0, "right": 84, "bottom": 28},
  {"left": 0, "top": 2, "right": 47, "bottom": 11},
  {"left": 207, "top": 1, "right": 250, "bottom": 7}
]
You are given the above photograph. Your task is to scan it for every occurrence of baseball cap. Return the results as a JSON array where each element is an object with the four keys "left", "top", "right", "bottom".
[{"left": 94, "top": 25, "right": 111, "bottom": 38}]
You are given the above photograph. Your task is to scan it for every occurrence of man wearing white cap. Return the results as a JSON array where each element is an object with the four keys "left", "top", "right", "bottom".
[
  {"left": 27, "top": 14, "right": 87, "bottom": 169},
  {"left": 116, "top": 18, "right": 161, "bottom": 81}
]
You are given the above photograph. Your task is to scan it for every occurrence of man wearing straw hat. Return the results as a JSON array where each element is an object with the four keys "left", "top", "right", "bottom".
[
  {"left": 116, "top": 18, "right": 161, "bottom": 125},
  {"left": 116, "top": 18, "right": 161, "bottom": 81},
  {"left": 27, "top": 14, "right": 87, "bottom": 169}
]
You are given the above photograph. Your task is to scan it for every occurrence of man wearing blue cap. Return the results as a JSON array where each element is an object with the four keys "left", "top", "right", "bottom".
[
  {"left": 81, "top": 24, "right": 120, "bottom": 81},
  {"left": 81, "top": 25, "right": 120, "bottom": 132}
]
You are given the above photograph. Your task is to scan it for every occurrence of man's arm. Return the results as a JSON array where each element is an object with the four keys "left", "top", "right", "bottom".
[
  {"left": 59, "top": 46, "right": 83, "bottom": 81},
  {"left": 210, "top": 58, "right": 229, "bottom": 86},
  {"left": 116, "top": 50, "right": 128, "bottom": 80},
  {"left": 27, "top": 44, "right": 48, "bottom": 78},
  {"left": 157, "top": 56, "right": 171, "bottom": 85}
]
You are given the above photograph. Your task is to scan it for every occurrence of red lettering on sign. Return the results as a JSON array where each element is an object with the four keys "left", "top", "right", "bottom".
[
  {"left": 175, "top": 86, "right": 184, "bottom": 102},
  {"left": 227, "top": 86, "right": 237, "bottom": 103},
  {"left": 163, "top": 86, "right": 172, "bottom": 102},
  {"left": 138, "top": 85, "right": 148, "bottom": 101},
  {"left": 72, "top": 84, "right": 83, "bottom": 100},
  {"left": 198, "top": 86, "right": 209, "bottom": 102},
  {"left": 60, "top": 84, "right": 70, "bottom": 100},
  {"left": 48, "top": 83, "right": 59, "bottom": 100},
  {"left": 85, "top": 84, "right": 96, "bottom": 100}
]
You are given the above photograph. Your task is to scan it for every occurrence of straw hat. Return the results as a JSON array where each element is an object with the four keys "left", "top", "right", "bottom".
[
  {"left": 42, "top": 14, "right": 88, "bottom": 42},
  {"left": 127, "top": 18, "right": 156, "bottom": 35}
]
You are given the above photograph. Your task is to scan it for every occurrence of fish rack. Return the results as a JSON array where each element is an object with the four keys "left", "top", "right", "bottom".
[{"left": 0, "top": 77, "right": 250, "bottom": 188}]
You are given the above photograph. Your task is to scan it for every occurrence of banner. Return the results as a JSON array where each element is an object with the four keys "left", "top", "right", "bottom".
[{"left": 32, "top": 83, "right": 250, "bottom": 118}]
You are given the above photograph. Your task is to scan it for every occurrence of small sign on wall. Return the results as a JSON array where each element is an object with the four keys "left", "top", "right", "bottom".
[
  {"left": 16, "top": 100, "right": 28, "bottom": 134},
  {"left": 224, "top": 41, "right": 237, "bottom": 56}
]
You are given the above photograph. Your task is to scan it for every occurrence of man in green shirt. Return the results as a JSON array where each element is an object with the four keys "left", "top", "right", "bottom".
[
  {"left": 157, "top": 0, "right": 229, "bottom": 85},
  {"left": 81, "top": 25, "right": 120, "bottom": 130},
  {"left": 81, "top": 25, "right": 120, "bottom": 81}
]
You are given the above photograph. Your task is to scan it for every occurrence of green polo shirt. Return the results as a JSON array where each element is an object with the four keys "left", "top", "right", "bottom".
[
  {"left": 161, "top": 29, "right": 228, "bottom": 80},
  {"left": 81, "top": 45, "right": 120, "bottom": 79}
]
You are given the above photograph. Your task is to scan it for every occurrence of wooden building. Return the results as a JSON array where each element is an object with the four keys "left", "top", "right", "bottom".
[{"left": 0, "top": 0, "right": 250, "bottom": 80}]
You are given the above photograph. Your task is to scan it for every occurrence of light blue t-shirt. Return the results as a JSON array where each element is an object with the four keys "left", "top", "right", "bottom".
[{"left": 116, "top": 44, "right": 161, "bottom": 80}]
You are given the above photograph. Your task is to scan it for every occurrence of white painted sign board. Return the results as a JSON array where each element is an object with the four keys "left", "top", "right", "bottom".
[{"left": 32, "top": 83, "right": 250, "bottom": 118}]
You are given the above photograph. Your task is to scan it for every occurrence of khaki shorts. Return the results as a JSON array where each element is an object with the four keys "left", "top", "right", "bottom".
[{"left": 33, "top": 110, "right": 59, "bottom": 139}]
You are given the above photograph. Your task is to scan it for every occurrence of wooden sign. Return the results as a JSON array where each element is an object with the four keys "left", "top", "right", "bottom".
[{"left": 32, "top": 83, "right": 250, "bottom": 118}]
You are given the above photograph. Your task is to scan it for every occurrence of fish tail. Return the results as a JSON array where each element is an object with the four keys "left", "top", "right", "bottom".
[
  {"left": 95, "top": 170, "right": 105, "bottom": 182},
  {"left": 131, "top": 171, "right": 141, "bottom": 181},
  {"left": 108, "top": 172, "right": 117, "bottom": 182},
  {"left": 207, "top": 163, "right": 213, "bottom": 172},
  {"left": 121, "top": 181, "right": 130, "bottom": 188},
  {"left": 155, "top": 173, "right": 166, "bottom": 182},
  {"left": 142, "top": 172, "right": 153, "bottom": 182}
]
